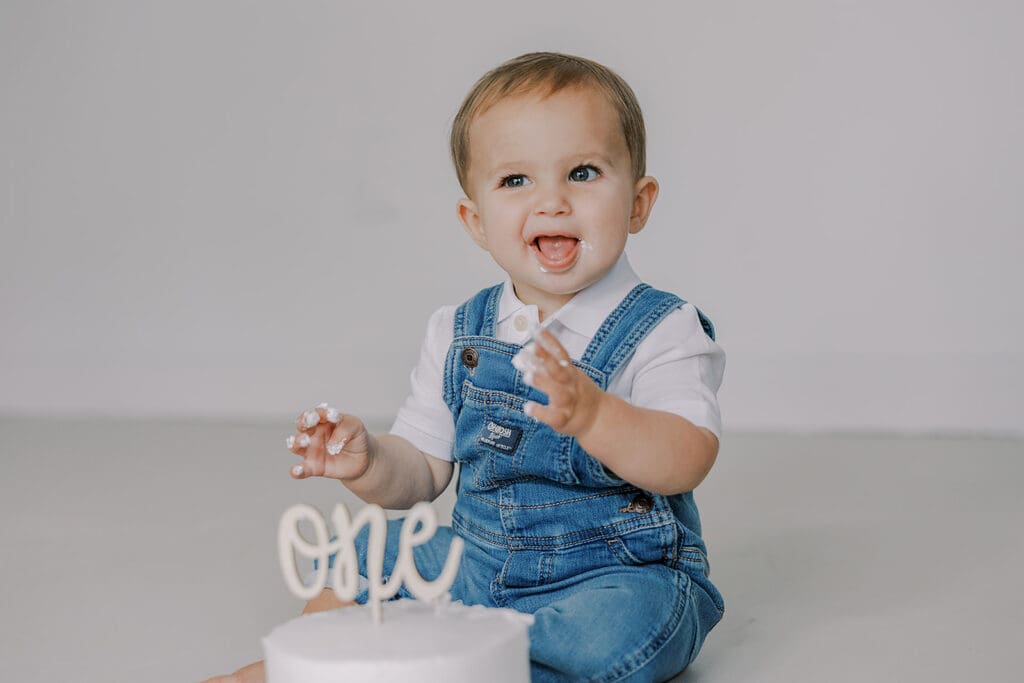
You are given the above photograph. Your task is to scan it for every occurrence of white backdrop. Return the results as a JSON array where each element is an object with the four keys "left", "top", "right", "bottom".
[{"left": 1, "top": 1, "right": 1020, "bottom": 435}]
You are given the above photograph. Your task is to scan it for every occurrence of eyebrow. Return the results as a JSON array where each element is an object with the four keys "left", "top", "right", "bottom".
[
  {"left": 486, "top": 153, "right": 617, "bottom": 177},
  {"left": 572, "top": 152, "right": 616, "bottom": 167},
  {"left": 487, "top": 161, "right": 529, "bottom": 176}
]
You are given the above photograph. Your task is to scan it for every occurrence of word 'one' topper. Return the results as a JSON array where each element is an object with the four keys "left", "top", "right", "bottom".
[{"left": 278, "top": 501, "right": 464, "bottom": 625}]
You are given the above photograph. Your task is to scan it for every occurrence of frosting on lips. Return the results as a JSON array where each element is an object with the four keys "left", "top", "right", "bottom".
[{"left": 532, "top": 235, "right": 581, "bottom": 272}]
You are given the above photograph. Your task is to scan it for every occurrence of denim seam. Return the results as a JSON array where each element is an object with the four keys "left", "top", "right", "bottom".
[
  {"left": 537, "top": 552, "right": 555, "bottom": 585},
  {"left": 663, "top": 521, "right": 680, "bottom": 569},
  {"left": 451, "top": 516, "right": 508, "bottom": 551},
  {"left": 490, "top": 562, "right": 511, "bottom": 608},
  {"left": 482, "top": 284, "right": 502, "bottom": 336},
  {"left": 452, "top": 336, "right": 520, "bottom": 356},
  {"left": 451, "top": 334, "right": 603, "bottom": 376},
  {"left": 464, "top": 485, "right": 638, "bottom": 510},
  {"left": 558, "top": 433, "right": 579, "bottom": 484},
  {"left": 581, "top": 284, "right": 651, "bottom": 365},
  {"left": 605, "top": 537, "right": 643, "bottom": 566},
  {"left": 602, "top": 297, "right": 683, "bottom": 380},
  {"left": 463, "top": 382, "right": 526, "bottom": 411},
  {"left": 453, "top": 511, "right": 676, "bottom": 549}
]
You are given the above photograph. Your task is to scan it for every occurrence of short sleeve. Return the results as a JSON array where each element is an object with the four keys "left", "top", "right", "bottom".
[
  {"left": 625, "top": 303, "right": 726, "bottom": 439},
  {"left": 389, "top": 306, "right": 457, "bottom": 461}
]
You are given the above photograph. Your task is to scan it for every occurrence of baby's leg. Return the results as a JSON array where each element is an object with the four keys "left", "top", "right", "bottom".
[
  {"left": 200, "top": 589, "right": 355, "bottom": 683},
  {"left": 349, "top": 518, "right": 467, "bottom": 603},
  {"left": 526, "top": 565, "right": 719, "bottom": 683},
  {"left": 302, "top": 586, "right": 357, "bottom": 613}
]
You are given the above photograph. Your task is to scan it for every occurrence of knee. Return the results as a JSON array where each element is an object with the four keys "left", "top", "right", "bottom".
[
  {"left": 528, "top": 574, "right": 698, "bottom": 681},
  {"left": 201, "top": 660, "right": 266, "bottom": 683},
  {"left": 302, "top": 587, "right": 356, "bottom": 615}
]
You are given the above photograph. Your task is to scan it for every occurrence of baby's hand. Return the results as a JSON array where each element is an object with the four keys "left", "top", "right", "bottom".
[
  {"left": 286, "top": 403, "right": 373, "bottom": 482},
  {"left": 518, "top": 330, "right": 604, "bottom": 439}
]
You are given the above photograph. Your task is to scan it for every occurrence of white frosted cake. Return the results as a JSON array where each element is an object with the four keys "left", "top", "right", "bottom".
[
  {"left": 271, "top": 500, "right": 530, "bottom": 681},
  {"left": 262, "top": 599, "right": 533, "bottom": 683}
]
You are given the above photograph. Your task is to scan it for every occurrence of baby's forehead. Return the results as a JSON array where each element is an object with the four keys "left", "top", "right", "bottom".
[
  {"left": 471, "top": 86, "right": 625, "bottom": 150},
  {"left": 478, "top": 83, "right": 616, "bottom": 121}
]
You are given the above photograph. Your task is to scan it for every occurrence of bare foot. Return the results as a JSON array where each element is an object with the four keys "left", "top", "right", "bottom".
[{"left": 200, "top": 660, "right": 264, "bottom": 683}]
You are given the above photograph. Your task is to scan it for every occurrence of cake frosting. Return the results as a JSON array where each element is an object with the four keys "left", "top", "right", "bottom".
[{"left": 262, "top": 599, "right": 533, "bottom": 683}]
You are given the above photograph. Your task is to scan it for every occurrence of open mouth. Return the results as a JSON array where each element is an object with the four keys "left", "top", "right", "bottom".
[{"left": 530, "top": 234, "right": 581, "bottom": 272}]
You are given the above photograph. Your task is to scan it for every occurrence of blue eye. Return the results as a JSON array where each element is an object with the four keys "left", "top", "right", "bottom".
[
  {"left": 569, "top": 165, "right": 600, "bottom": 182},
  {"left": 501, "top": 174, "right": 527, "bottom": 188}
]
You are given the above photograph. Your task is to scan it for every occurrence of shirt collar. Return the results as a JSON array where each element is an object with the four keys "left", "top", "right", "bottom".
[{"left": 497, "top": 252, "right": 642, "bottom": 339}]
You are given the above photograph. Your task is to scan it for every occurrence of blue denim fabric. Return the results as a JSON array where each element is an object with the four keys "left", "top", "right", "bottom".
[{"left": 353, "top": 283, "right": 724, "bottom": 682}]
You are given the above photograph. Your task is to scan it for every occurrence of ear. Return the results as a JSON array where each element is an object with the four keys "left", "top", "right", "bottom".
[
  {"left": 456, "top": 197, "right": 488, "bottom": 249},
  {"left": 628, "top": 176, "right": 659, "bottom": 235}
]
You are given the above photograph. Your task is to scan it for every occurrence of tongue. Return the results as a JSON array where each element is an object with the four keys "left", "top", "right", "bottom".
[{"left": 536, "top": 235, "right": 576, "bottom": 261}]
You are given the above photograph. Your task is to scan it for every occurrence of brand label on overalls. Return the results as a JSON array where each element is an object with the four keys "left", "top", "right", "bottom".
[{"left": 477, "top": 420, "right": 523, "bottom": 454}]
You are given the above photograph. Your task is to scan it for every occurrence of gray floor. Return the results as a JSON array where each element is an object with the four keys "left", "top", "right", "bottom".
[{"left": 0, "top": 417, "right": 1021, "bottom": 682}]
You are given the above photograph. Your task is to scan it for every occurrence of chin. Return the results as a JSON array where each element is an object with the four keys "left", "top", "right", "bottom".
[{"left": 539, "top": 272, "right": 602, "bottom": 296}]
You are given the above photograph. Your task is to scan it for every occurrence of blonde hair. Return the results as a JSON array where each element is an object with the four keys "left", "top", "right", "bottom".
[{"left": 450, "top": 52, "right": 647, "bottom": 195}]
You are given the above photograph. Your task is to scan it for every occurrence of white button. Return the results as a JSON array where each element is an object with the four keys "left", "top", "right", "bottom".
[{"left": 513, "top": 315, "right": 529, "bottom": 332}]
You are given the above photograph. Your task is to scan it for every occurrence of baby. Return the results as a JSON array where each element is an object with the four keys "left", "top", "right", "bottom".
[{"left": 209, "top": 51, "right": 725, "bottom": 683}]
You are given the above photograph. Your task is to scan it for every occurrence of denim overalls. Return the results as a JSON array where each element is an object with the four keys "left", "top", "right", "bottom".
[{"left": 354, "top": 283, "right": 724, "bottom": 682}]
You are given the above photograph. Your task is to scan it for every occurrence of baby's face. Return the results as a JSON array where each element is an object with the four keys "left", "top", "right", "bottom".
[{"left": 457, "top": 86, "right": 656, "bottom": 313}]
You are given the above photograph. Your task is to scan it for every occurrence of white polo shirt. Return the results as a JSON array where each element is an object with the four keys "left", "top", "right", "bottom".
[{"left": 390, "top": 253, "right": 725, "bottom": 461}]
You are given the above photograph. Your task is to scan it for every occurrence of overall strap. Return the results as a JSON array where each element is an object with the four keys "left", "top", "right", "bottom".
[
  {"left": 445, "top": 283, "right": 504, "bottom": 415},
  {"left": 581, "top": 284, "right": 716, "bottom": 383},
  {"left": 453, "top": 284, "right": 504, "bottom": 338}
]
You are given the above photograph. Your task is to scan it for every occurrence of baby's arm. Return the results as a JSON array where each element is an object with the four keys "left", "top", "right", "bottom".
[
  {"left": 523, "top": 331, "right": 718, "bottom": 496},
  {"left": 287, "top": 405, "right": 453, "bottom": 508}
]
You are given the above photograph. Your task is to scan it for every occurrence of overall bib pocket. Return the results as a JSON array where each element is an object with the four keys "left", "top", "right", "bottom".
[{"left": 459, "top": 380, "right": 545, "bottom": 487}]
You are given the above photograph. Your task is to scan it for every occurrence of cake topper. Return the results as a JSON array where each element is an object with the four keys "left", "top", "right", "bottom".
[{"left": 278, "top": 501, "right": 464, "bottom": 624}]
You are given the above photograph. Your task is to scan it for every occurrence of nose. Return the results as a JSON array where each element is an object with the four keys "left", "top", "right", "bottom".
[{"left": 532, "top": 184, "right": 570, "bottom": 217}]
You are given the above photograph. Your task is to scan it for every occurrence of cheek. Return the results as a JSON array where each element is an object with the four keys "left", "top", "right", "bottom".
[
  {"left": 483, "top": 199, "right": 526, "bottom": 231},
  {"left": 582, "top": 190, "right": 632, "bottom": 226}
]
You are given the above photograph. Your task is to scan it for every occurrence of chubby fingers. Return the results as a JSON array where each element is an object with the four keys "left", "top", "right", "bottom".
[
  {"left": 294, "top": 402, "right": 343, "bottom": 432},
  {"left": 524, "top": 331, "right": 573, "bottom": 385},
  {"left": 322, "top": 412, "right": 357, "bottom": 457},
  {"left": 533, "top": 330, "right": 571, "bottom": 368},
  {"left": 521, "top": 332, "right": 579, "bottom": 425},
  {"left": 295, "top": 407, "right": 320, "bottom": 432},
  {"left": 289, "top": 403, "right": 346, "bottom": 478},
  {"left": 288, "top": 416, "right": 366, "bottom": 480},
  {"left": 522, "top": 331, "right": 603, "bottom": 436},
  {"left": 287, "top": 423, "right": 330, "bottom": 478}
]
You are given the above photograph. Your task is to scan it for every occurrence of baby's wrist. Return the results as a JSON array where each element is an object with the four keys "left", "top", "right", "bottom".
[
  {"left": 573, "top": 385, "right": 609, "bottom": 443},
  {"left": 340, "top": 434, "right": 377, "bottom": 484}
]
